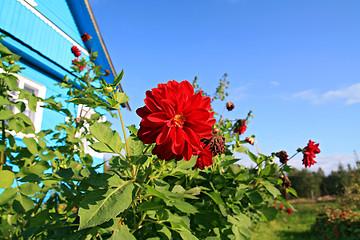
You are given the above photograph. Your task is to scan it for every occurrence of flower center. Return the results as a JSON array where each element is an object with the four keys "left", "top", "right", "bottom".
[{"left": 173, "top": 113, "right": 186, "bottom": 128}]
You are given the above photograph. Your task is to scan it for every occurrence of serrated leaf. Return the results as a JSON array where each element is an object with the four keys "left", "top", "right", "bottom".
[
  {"left": 13, "top": 194, "right": 34, "bottom": 213},
  {"left": 0, "top": 170, "right": 15, "bottom": 189},
  {"left": 127, "top": 135, "right": 145, "bottom": 156},
  {"left": 89, "top": 122, "right": 123, "bottom": 155},
  {"left": 90, "top": 142, "right": 114, "bottom": 153},
  {"left": 79, "top": 180, "right": 134, "bottom": 230},
  {"left": 246, "top": 191, "right": 263, "bottom": 205},
  {"left": 259, "top": 206, "right": 278, "bottom": 221},
  {"left": 115, "top": 92, "right": 129, "bottom": 105},
  {"left": 261, "top": 180, "right": 281, "bottom": 197}
]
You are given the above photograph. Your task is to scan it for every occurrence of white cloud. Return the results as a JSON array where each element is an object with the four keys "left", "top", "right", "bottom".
[{"left": 293, "top": 83, "right": 360, "bottom": 105}]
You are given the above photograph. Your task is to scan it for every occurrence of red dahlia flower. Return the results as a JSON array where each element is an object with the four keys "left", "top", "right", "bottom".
[
  {"left": 234, "top": 119, "right": 246, "bottom": 135},
  {"left": 71, "top": 46, "right": 81, "bottom": 57},
  {"left": 192, "top": 142, "right": 213, "bottom": 170},
  {"left": 137, "top": 80, "right": 216, "bottom": 162},
  {"left": 81, "top": 33, "right": 91, "bottom": 42},
  {"left": 302, "top": 140, "right": 320, "bottom": 168}
]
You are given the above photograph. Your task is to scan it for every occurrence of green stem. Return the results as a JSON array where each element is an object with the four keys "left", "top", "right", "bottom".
[{"left": 113, "top": 93, "right": 130, "bottom": 158}]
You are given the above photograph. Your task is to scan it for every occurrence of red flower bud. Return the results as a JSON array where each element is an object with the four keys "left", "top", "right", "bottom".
[
  {"left": 105, "top": 69, "right": 110, "bottom": 76},
  {"left": 81, "top": 33, "right": 91, "bottom": 42},
  {"left": 286, "top": 208, "right": 292, "bottom": 214},
  {"left": 226, "top": 102, "right": 235, "bottom": 111},
  {"left": 234, "top": 119, "right": 246, "bottom": 135},
  {"left": 277, "top": 150, "right": 289, "bottom": 165},
  {"left": 71, "top": 46, "right": 81, "bottom": 57},
  {"left": 245, "top": 137, "right": 255, "bottom": 145}
]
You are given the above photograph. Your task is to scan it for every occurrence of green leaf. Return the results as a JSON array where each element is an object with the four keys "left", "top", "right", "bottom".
[
  {"left": 0, "top": 44, "right": 13, "bottom": 55},
  {"left": 89, "top": 142, "right": 114, "bottom": 153},
  {"left": 261, "top": 180, "right": 281, "bottom": 198},
  {"left": 4, "top": 75, "right": 18, "bottom": 90},
  {"left": 13, "top": 194, "right": 34, "bottom": 213},
  {"left": 0, "top": 187, "right": 18, "bottom": 205},
  {"left": 286, "top": 187, "right": 298, "bottom": 197},
  {"left": 0, "top": 170, "right": 15, "bottom": 189},
  {"left": 246, "top": 191, "right": 263, "bottom": 205},
  {"left": 111, "top": 225, "right": 136, "bottom": 240},
  {"left": 115, "top": 92, "right": 129, "bottom": 104},
  {"left": 89, "top": 122, "right": 123, "bottom": 155},
  {"left": 127, "top": 125, "right": 138, "bottom": 135},
  {"left": 67, "top": 98, "right": 96, "bottom": 106},
  {"left": 127, "top": 135, "right": 145, "bottom": 156},
  {"left": 259, "top": 206, "right": 278, "bottom": 221},
  {"left": 204, "top": 191, "right": 224, "bottom": 205},
  {"left": 0, "top": 109, "right": 14, "bottom": 120},
  {"left": 171, "top": 199, "right": 198, "bottom": 214},
  {"left": 113, "top": 69, "right": 124, "bottom": 87},
  {"left": 27, "top": 95, "right": 37, "bottom": 111},
  {"left": 79, "top": 180, "right": 134, "bottom": 230},
  {"left": 90, "top": 52, "right": 99, "bottom": 61},
  {"left": 23, "top": 137, "right": 38, "bottom": 155},
  {"left": 19, "top": 183, "right": 41, "bottom": 195},
  {"left": 8, "top": 118, "right": 24, "bottom": 132}
]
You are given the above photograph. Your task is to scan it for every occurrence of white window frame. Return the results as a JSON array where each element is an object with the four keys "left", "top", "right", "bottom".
[{"left": 6, "top": 73, "right": 46, "bottom": 134}]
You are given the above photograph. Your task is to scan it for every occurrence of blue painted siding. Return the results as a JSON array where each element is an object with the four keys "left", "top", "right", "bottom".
[
  {"left": 0, "top": 0, "right": 85, "bottom": 72},
  {"left": 34, "top": 0, "right": 85, "bottom": 48}
]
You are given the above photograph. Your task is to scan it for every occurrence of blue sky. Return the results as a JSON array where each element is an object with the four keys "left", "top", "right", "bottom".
[{"left": 90, "top": 0, "right": 360, "bottom": 174}]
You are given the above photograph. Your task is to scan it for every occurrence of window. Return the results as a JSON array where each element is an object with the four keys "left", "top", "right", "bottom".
[
  {"left": 75, "top": 104, "right": 106, "bottom": 159},
  {"left": 8, "top": 74, "right": 46, "bottom": 133}
]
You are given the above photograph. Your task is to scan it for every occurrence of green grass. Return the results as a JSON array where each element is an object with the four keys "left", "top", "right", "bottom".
[{"left": 251, "top": 200, "right": 338, "bottom": 240}]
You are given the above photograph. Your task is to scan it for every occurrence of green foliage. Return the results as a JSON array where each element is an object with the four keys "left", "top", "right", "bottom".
[{"left": 0, "top": 36, "right": 303, "bottom": 239}]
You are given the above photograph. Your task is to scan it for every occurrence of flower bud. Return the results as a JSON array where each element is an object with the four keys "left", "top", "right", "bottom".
[
  {"left": 226, "top": 102, "right": 234, "bottom": 111},
  {"left": 9, "top": 60, "right": 15, "bottom": 65},
  {"left": 245, "top": 137, "right": 255, "bottom": 145},
  {"left": 105, "top": 69, "right": 110, "bottom": 76},
  {"left": 104, "top": 86, "right": 113, "bottom": 94},
  {"left": 276, "top": 150, "right": 289, "bottom": 165}
]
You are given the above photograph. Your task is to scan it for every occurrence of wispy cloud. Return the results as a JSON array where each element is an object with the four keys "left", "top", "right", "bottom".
[
  {"left": 270, "top": 81, "right": 280, "bottom": 86},
  {"left": 293, "top": 83, "right": 360, "bottom": 105}
]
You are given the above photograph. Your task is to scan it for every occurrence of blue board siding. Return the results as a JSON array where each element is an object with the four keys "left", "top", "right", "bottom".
[
  {"left": 0, "top": 0, "right": 85, "bottom": 72},
  {"left": 34, "top": 0, "right": 85, "bottom": 49}
]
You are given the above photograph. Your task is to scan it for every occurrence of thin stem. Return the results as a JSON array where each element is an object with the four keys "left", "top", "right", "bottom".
[
  {"left": 117, "top": 105, "right": 130, "bottom": 158},
  {"left": 218, "top": 106, "right": 226, "bottom": 124},
  {"left": 0, "top": 120, "right": 6, "bottom": 171},
  {"left": 288, "top": 151, "right": 300, "bottom": 160}
]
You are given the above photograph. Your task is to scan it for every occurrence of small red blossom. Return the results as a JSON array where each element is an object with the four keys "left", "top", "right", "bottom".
[
  {"left": 72, "top": 59, "right": 85, "bottom": 70},
  {"left": 286, "top": 208, "right": 292, "bottom": 214},
  {"left": 245, "top": 137, "right": 255, "bottom": 145},
  {"left": 302, "top": 140, "right": 320, "bottom": 168},
  {"left": 71, "top": 46, "right": 81, "bottom": 57},
  {"left": 192, "top": 142, "right": 213, "bottom": 170},
  {"left": 280, "top": 205, "right": 284, "bottom": 210},
  {"left": 104, "top": 69, "right": 110, "bottom": 76},
  {"left": 137, "top": 80, "right": 216, "bottom": 162},
  {"left": 274, "top": 205, "right": 277, "bottom": 209},
  {"left": 234, "top": 119, "right": 246, "bottom": 135},
  {"left": 81, "top": 33, "right": 91, "bottom": 42},
  {"left": 226, "top": 102, "right": 235, "bottom": 111}
]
